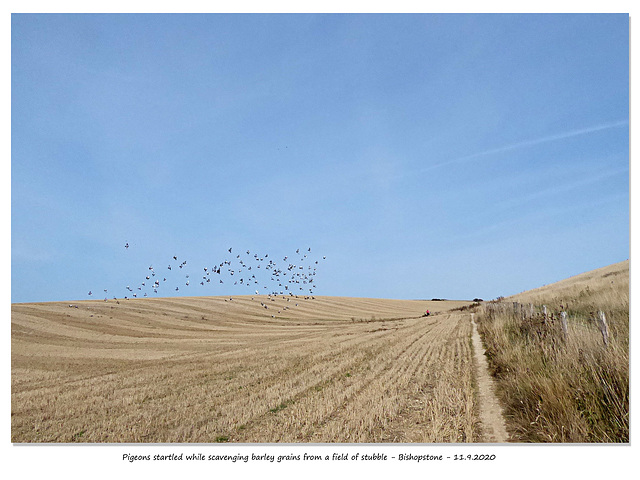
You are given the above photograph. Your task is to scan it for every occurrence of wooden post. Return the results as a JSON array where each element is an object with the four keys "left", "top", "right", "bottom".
[
  {"left": 529, "top": 303, "right": 534, "bottom": 319},
  {"left": 597, "top": 311, "right": 609, "bottom": 346},
  {"left": 542, "top": 305, "right": 548, "bottom": 325},
  {"left": 560, "top": 311, "right": 568, "bottom": 341}
]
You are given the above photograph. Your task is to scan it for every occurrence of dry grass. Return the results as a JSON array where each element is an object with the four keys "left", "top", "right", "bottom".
[
  {"left": 12, "top": 295, "right": 479, "bottom": 443},
  {"left": 475, "top": 260, "right": 629, "bottom": 442}
]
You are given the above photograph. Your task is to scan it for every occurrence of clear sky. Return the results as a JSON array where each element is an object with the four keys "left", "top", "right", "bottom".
[{"left": 11, "top": 13, "right": 629, "bottom": 303}]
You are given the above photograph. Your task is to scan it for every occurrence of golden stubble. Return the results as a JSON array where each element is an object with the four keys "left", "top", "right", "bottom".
[{"left": 12, "top": 295, "right": 478, "bottom": 443}]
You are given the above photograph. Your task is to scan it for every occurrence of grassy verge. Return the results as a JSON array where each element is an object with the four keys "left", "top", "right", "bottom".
[{"left": 474, "top": 261, "right": 629, "bottom": 442}]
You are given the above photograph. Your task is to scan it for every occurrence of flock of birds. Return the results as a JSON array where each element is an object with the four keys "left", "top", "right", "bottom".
[{"left": 87, "top": 244, "right": 326, "bottom": 302}]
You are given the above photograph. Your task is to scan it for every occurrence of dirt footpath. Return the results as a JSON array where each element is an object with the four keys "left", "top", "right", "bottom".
[{"left": 471, "top": 313, "right": 509, "bottom": 442}]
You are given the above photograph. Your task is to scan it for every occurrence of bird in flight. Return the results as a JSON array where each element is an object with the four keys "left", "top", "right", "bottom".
[{"left": 106, "top": 245, "right": 324, "bottom": 300}]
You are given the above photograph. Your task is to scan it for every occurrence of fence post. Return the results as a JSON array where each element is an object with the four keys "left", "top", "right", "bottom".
[
  {"left": 597, "top": 311, "right": 609, "bottom": 346},
  {"left": 560, "top": 311, "right": 568, "bottom": 341},
  {"left": 542, "top": 305, "right": 548, "bottom": 325}
]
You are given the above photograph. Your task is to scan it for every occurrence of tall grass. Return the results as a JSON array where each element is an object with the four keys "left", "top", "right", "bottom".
[{"left": 475, "top": 261, "right": 629, "bottom": 442}]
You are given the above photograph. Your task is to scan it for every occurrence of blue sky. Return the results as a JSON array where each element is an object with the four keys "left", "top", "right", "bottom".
[{"left": 11, "top": 13, "right": 629, "bottom": 303}]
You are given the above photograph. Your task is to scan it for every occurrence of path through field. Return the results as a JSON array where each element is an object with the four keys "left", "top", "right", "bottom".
[
  {"left": 471, "top": 313, "right": 509, "bottom": 442},
  {"left": 12, "top": 295, "right": 486, "bottom": 443}
]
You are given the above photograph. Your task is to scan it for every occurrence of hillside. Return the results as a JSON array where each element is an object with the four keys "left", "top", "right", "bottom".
[
  {"left": 12, "top": 261, "right": 628, "bottom": 443},
  {"left": 475, "top": 260, "right": 629, "bottom": 442},
  {"left": 507, "top": 260, "right": 629, "bottom": 307}
]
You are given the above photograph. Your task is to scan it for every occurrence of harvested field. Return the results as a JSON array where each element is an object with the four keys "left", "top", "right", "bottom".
[{"left": 12, "top": 295, "right": 479, "bottom": 443}]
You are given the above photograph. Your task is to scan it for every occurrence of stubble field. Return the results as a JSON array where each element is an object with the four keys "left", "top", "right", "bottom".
[{"left": 12, "top": 295, "right": 479, "bottom": 443}]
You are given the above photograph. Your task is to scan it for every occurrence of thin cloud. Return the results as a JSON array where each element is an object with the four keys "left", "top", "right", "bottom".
[
  {"left": 453, "top": 191, "right": 628, "bottom": 244},
  {"left": 495, "top": 165, "right": 629, "bottom": 211},
  {"left": 412, "top": 119, "right": 629, "bottom": 177}
]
